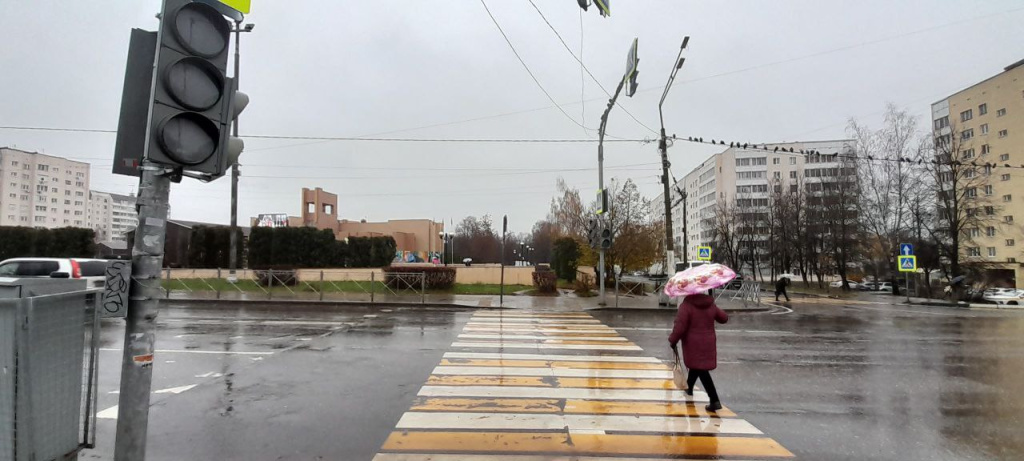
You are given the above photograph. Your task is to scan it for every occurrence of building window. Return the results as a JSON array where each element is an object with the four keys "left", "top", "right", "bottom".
[
  {"left": 1005, "top": 215, "right": 1014, "bottom": 223},
  {"left": 34, "top": 216, "right": 46, "bottom": 223},
  {"left": 988, "top": 247, "right": 997, "bottom": 257},
  {"left": 306, "top": 202, "right": 315, "bottom": 214},
  {"left": 773, "top": 171, "right": 781, "bottom": 179},
  {"left": 790, "top": 184, "right": 798, "bottom": 193},
  {"left": 323, "top": 204, "right": 334, "bottom": 214},
  {"left": 961, "top": 148, "right": 975, "bottom": 159},
  {"left": 985, "top": 206, "right": 995, "bottom": 215},
  {"left": 981, "top": 124, "right": 989, "bottom": 135},
  {"left": 1002, "top": 174, "right": 1011, "bottom": 181},
  {"left": 35, "top": 185, "right": 47, "bottom": 193},
  {"left": 966, "top": 188, "right": 977, "bottom": 198},
  {"left": 997, "top": 108, "right": 1006, "bottom": 117},
  {"left": 934, "top": 116, "right": 949, "bottom": 130},
  {"left": 1000, "top": 153, "right": 1010, "bottom": 161},
  {"left": 772, "top": 157, "right": 780, "bottom": 165},
  {"left": 789, "top": 171, "right": 797, "bottom": 179},
  {"left": 789, "top": 157, "right": 796, "bottom": 165},
  {"left": 1007, "top": 239, "right": 1016, "bottom": 247},
  {"left": 37, "top": 164, "right": 49, "bottom": 171},
  {"left": 984, "top": 165, "right": 993, "bottom": 175},
  {"left": 1004, "top": 194, "right": 1013, "bottom": 202},
  {"left": 961, "top": 129, "right": 974, "bottom": 141},
  {"left": 998, "top": 129, "right": 1008, "bottom": 138},
  {"left": 968, "top": 228, "right": 980, "bottom": 238},
  {"left": 979, "top": 103, "right": 987, "bottom": 115},
  {"left": 984, "top": 185, "right": 993, "bottom": 195},
  {"left": 981, "top": 144, "right": 990, "bottom": 155},
  {"left": 51, "top": 198, "right": 57, "bottom": 203},
  {"left": 960, "top": 109, "right": 973, "bottom": 122},
  {"left": 65, "top": 180, "right": 71, "bottom": 185},
  {"left": 1010, "top": 258, "right": 1018, "bottom": 263},
  {"left": 34, "top": 205, "right": 46, "bottom": 212},
  {"left": 968, "top": 247, "right": 981, "bottom": 257},
  {"left": 10, "top": 161, "right": 17, "bottom": 167},
  {"left": 987, "top": 226, "right": 997, "bottom": 237}
]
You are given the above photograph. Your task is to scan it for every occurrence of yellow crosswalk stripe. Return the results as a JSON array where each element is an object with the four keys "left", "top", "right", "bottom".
[
  {"left": 440, "top": 358, "right": 671, "bottom": 370},
  {"left": 411, "top": 397, "right": 737, "bottom": 418}
]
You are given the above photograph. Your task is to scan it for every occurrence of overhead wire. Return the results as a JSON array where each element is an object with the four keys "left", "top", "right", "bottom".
[
  {"left": 477, "top": 0, "right": 592, "bottom": 133},
  {"left": 528, "top": 0, "right": 659, "bottom": 136}
]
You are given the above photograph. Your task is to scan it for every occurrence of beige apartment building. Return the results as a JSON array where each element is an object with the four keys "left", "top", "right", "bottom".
[
  {"left": 932, "top": 59, "right": 1024, "bottom": 287},
  {"left": 88, "top": 190, "right": 138, "bottom": 243},
  {"left": 0, "top": 147, "right": 91, "bottom": 229},
  {"left": 655, "top": 140, "right": 855, "bottom": 264}
]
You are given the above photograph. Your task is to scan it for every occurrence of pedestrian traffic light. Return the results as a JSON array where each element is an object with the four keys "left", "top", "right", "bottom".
[
  {"left": 600, "top": 226, "right": 613, "bottom": 250},
  {"left": 587, "top": 218, "right": 600, "bottom": 249},
  {"left": 145, "top": 0, "right": 241, "bottom": 180}
]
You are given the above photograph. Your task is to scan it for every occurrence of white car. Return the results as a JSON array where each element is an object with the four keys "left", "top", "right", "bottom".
[
  {"left": 777, "top": 273, "right": 798, "bottom": 280},
  {"left": 876, "top": 282, "right": 894, "bottom": 292},
  {"left": 829, "top": 280, "right": 858, "bottom": 289},
  {"left": 983, "top": 289, "right": 1024, "bottom": 306},
  {"left": 983, "top": 287, "right": 1018, "bottom": 298},
  {"left": 0, "top": 257, "right": 111, "bottom": 288}
]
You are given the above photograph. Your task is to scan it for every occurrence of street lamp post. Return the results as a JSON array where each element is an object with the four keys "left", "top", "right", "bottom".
[
  {"left": 227, "top": 20, "right": 255, "bottom": 283},
  {"left": 658, "top": 36, "right": 688, "bottom": 275}
]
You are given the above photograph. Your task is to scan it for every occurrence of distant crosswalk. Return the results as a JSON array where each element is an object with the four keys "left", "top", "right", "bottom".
[{"left": 374, "top": 311, "right": 793, "bottom": 459}]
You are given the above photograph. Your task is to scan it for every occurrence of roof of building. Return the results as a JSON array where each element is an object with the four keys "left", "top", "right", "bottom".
[
  {"left": 0, "top": 147, "right": 91, "bottom": 166},
  {"left": 932, "top": 58, "right": 1024, "bottom": 106}
]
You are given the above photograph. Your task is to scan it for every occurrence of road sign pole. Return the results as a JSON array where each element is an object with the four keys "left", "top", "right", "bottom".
[{"left": 906, "top": 271, "right": 911, "bottom": 304}]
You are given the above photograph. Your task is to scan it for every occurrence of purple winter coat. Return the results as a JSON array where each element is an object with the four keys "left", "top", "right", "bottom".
[{"left": 668, "top": 294, "right": 729, "bottom": 370}]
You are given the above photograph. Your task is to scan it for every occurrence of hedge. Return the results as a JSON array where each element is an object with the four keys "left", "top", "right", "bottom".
[
  {"left": 0, "top": 226, "right": 95, "bottom": 261},
  {"left": 187, "top": 226, "right": 244, "bottom": 268},
  {"left": 383, "top": 266, "right": 456, "bottom": 290},
  {"left": 247, "top": 227, "right": 396, "bottom": 269},
  {"left": 532, "top": 271, "right": 558, "bottom": 293}
]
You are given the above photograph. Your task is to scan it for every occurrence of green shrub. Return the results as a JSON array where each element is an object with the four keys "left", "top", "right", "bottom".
[
  {"left": 383, "top": 266, "right": 456, "bottom": 290},
  {"left": 187, "top": 226, "right": 243, "bottom": 268},
  {"left": 551, "top": 237, "right": 580, "bottom": 282},
  {"left": 0, "top": 226, "right": 95, "bottom": 260}
]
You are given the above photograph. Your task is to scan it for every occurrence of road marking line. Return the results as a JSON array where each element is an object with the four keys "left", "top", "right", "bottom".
[
  {"left": 462, "top": 327, "right": 619, "bottom": 334},
  {"left": 409, "top": 398, "right": 735, "bottom": 418},
  {"left": 456, "top": 338, "right": 637, "bottom": 346},
  {"left": 432, "top": 366, "right": 672, "bottom": 379},
  {"left": 99, "top": 348, "right": 273, "bottom": 356},
  {"left": 451, "top": 342, "right": 642, "bottom": 351},
  {"left": 374, "top": 455, "right": 691, "bottom": 461},
  {"left": 472, "top": 313, "right": 596, "bottom": 319},
  {"left": 97, "top": 405, "right": 119, "bottom": 420},
  {"left": 458, "top": 334, "right": 629, "bottom": 341},
  {"left": 429, "top": 375, "right": 680, "bottom": 390},
  {"left": 380, "top": 431, "right": 794, "bottom": 458},
  {"left": 443, "top": 352, "right": 662, "bottom": 363},
  {"left": 418, "top": 385, "right": 707, "bottom": 402},
  {"left": 154, "top": 384, "right": 197, "bottom": 394},
  {"left": 468, "top": 318, "right": 602, "bottom": 324},
  {"left": 440, "top": 358, "right": 671, "bottom": 370},
  {"left": 195, "top": 372, "right": 225, "bottom": 378},
  {"left": 395, "top": 412, "right": 761, "bottom": 435}
]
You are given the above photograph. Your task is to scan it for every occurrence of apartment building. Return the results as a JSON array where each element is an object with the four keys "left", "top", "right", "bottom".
[
  {"left": 0, "top": 147, "right": 91, "bottom": 229},
  {"left": 656, "top": 140, "right": 855, "bottom": 263},
  {"left": 88, "top": 190, "right": 138, "bottom": 243},
  {"left": 931, "top": 59, "right": 1024, "bottom": 287}
]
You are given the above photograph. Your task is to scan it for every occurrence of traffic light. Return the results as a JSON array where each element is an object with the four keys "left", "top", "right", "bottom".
[
  {"left": 577, "top": 0, "right": 610, "bottom": 16},
  {"left": 600, "top": 226, "right": 613, "bottom": 250},
  {"left": 146, "top": 0, "right": 245, "bottom": 180},
  {"left": 587, "top": 218, "right": 599, "bottom": 249}
]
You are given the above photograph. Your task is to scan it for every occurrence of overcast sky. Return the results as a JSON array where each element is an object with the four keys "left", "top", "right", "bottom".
[{"left": 2, "top": 0, "right": 1022, "bottom": 233}]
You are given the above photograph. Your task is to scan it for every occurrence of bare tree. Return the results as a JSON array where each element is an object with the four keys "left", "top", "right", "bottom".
[
  {"left": 806, "top": 151, "right": 861, "bottom": 289},
  {"left": 710, "top": 199, "right": 743, "bottom": 271},
  {"left": 549, "top": 178, "right": 587, "bottom": 238}
]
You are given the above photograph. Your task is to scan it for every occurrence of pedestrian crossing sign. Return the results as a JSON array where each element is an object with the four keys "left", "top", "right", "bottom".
[
  {"left": 697, "top": 246, "right": 712, "bottom": 261},
  {"left": 898, "top": 255, "right": 917, "bottom": 272}
]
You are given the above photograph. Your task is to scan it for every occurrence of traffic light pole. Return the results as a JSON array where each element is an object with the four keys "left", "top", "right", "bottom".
[
  {"left": 228, "top": 19, "right": 248, "bottom": 283},
  {"left": 597, "top": 77, "right": 626, "bottom": 306},
  {"left": 115, "top": 162, "right": 171, "bottom": 460}
]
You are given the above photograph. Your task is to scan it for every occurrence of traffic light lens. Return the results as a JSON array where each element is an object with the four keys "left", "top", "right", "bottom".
[
  {"left": 164, "top": 57, "right": 224, "bottom": 111},
  {"left": 172, "top": 3, "right": 230, "bottom": 58},
  {"left": 157, "top": 112, "right": 219, "bottom": 165}
]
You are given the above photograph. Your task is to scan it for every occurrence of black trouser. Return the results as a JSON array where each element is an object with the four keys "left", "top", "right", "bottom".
[
  {"left": 775, "top": 287, "right": 789, "bottom": 301},
  {"left": 686, "top": 369, "right": 720, "bottom": 403}
]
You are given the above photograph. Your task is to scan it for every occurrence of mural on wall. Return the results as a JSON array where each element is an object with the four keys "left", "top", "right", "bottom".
[{"left": 391, "top": 251, "right": 444, "bottom": 264}]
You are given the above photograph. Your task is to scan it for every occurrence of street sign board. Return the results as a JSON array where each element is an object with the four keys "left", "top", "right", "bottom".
[
  {"left": 218, "top": 0, "right": 250, "bottom": 13},
  {"left": 898, "top": 255, "right": 917, "bottom": 272},
  {"left": 697, "top": 246, "right": 712, "bottom": 261},
  {"left": 900, "top": 243, "right": 914, "bottom": 256}
]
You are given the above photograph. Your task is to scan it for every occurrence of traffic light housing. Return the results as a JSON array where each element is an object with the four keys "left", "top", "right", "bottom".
[
  {"left": 146, "top": 0, "right": 245, "bottom": 180},
  {"left": 587, "top": 218, "right": 600, "bottom": 249},
  {"left": 600, "top": 226, "right": 613, "bottom": 250}
]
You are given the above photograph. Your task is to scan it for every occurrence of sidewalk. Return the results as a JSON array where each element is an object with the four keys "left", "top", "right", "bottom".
[{"left": 162, "top": 290, "right": 770, "bottom": 312}]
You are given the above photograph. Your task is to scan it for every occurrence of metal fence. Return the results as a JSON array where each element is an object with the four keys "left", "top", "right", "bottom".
[
  {"left": 1, "top": 290, "right": 101, "bottom": 461},
  {"left": 162, "top": 269, "right": 429, "bottom": 304}
]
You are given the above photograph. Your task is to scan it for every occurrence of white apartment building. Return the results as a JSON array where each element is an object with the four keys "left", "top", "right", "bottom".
[
  {"left": 88, "top": 190, "right": 138, "bottom": 243},
  {"left": 0, "top": 147, "right": 91, "bottom": 229},
  {"left": 656, "top": 140, "right": 855, "bottom": 263}
]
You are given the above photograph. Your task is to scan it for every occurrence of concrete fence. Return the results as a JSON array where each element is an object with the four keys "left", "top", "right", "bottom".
[{"left": 164, "top": 265, "right": 543, "bottom": 285}]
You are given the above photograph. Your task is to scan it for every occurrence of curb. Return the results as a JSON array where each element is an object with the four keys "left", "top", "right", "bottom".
[{"left": 161, "top": 298, "right": 509, "bottom": 310}]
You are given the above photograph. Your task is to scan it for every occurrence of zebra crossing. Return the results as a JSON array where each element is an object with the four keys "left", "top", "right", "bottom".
[{"left": 374, "top": 311, "right": 793, "bottom": 459}]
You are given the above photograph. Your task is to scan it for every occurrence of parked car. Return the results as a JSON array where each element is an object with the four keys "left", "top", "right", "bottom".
[
  {"left": 876, "top": 282, "right": 894, "bottom": 292},
  {"left": 726, "top": 274, "right": 745, "bottom": 289},
  {"left": 777, "top": 273, "right": 798, "bottom": 280},
  {"left": 983, "top": 287, "right": 1018, "bottom": 298},
  {"left": 983, "top": 289, "right": 1024, "bottom": 306},
  {"left": 859, "top": 282, "right": 878, "bottom": 291},
  {"left": 0, "top": 257, "right": 110, "bottom": 288},
  {"left": 829, "top": 280, "right": 859, "bottom": 289}
]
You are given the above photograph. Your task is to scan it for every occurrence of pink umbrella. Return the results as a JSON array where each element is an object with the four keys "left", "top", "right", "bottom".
[{"left": 663, "top": 263, "right": 737, "bottom": 297}]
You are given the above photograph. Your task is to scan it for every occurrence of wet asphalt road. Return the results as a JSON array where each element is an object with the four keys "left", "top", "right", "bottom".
[{"left": 80, "top": 297, "right": 1024, "bottom": 460}]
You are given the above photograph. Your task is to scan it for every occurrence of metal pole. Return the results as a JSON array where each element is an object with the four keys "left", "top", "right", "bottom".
[
  {"left": 500, "top": 224, "right": 506, "bottom": 308},
  {"left": 597, "top": 78, "right": 626, "bottom": 306},
  {"left": 681, "top": 191, "right": 689, "bottom": 264},
  {"left": 319, "top": 270, "right": 324, "bottom": 301},
  {"left": 115, "top": 162, "right": 171, "bottom": 461},
  {"left": 658, "top": 38, "right": 687, "bottom": 274},
  {"left": 228, "top": 20, "right": 242, "bottom": 283},
  {"left": 905, "top": 271, "right": 911, "bottom": 304},
  {"left": 370, "top": 271, "right": 375, "bottom": 303}
]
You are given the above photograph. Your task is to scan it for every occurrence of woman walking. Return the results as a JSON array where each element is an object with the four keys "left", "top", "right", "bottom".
[{"left": 669, "top": 292, "right": 729, "bottom": 412}]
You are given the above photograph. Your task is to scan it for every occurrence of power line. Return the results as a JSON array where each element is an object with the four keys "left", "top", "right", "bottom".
[
  {"left": 528, "top": 0, "right": 659, "bottom": 136},
  {"left": 478, "top": 0, "right": 593, "bottom": 133}
]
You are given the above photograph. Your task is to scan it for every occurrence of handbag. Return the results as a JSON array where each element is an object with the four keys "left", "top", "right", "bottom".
[{"left": 671, "top": 347, "right": 687, "bottom": 390}]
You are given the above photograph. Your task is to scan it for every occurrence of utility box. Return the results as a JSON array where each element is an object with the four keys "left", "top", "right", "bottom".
[
  {"left": 0, "top": 278, "right": 88, "bottom": 299},
  {"left": 1, "top": 289, "right": 101, "bottom": 461}
]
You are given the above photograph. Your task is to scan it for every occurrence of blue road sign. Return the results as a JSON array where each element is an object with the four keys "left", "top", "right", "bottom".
[
  {"left": 697, "top": 246, "right": 712, "bottom": 261},
  {"left": 900, "top": 243, "right": 914, "bottom": 256},
  {"left": 898, "top": 255, "right": 917, "bottom": 272}
]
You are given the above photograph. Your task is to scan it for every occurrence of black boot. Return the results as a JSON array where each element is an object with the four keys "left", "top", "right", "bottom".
[{"left": 706, "top": 402, "right": 722, "bottom": 412}]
